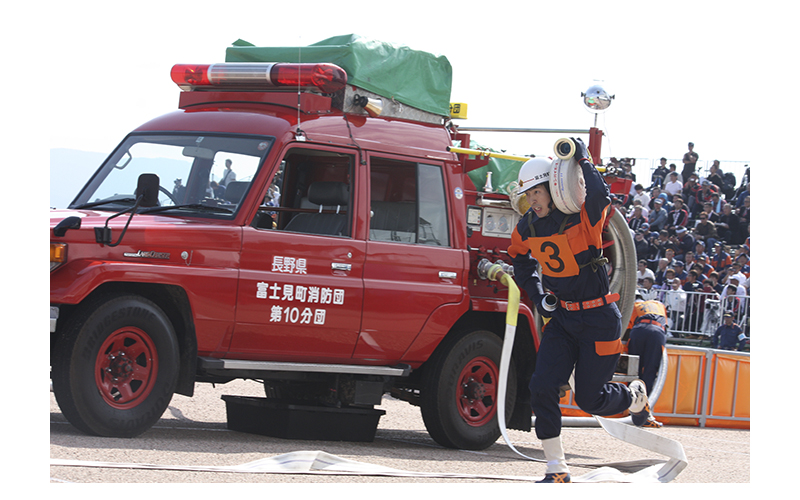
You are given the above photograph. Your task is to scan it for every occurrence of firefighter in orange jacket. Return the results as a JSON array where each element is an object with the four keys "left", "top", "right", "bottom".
[
  {"left": 626, "top": 293, "right": 668, "bottom": 427},
  {"left": 508, "top": 138, "right": 650, "bottom": 483}
]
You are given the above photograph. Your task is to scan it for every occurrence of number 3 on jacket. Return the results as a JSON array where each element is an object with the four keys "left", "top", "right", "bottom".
[{"left": 526, "top": 233, "right": 580, "bottom": 278}]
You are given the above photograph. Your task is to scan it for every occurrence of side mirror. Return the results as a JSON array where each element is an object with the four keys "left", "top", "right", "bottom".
[
  {"left": 136, "top": 173, "right": 160, "bottom": 208},
  {"left": 95, "top": 173, "right": 160, "bottom": 246}
]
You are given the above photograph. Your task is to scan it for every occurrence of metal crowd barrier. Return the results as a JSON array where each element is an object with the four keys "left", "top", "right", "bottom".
[{"left": 644, "top": 289, "right": 750, "bottom": 349}]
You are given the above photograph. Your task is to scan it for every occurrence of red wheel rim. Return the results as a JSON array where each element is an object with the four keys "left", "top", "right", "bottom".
[
  {"left": 456, "top": 356, "right": 498, "bottom": 426},
  {"left": 94, "top": 326, "right": 159, "bottom": 409}
]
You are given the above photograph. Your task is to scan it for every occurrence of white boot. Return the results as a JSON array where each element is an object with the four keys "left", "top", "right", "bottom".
[
  {"left": 628, "top": 379, "right": 651, "bottom": 427},
  {"left": 539, "top": 435, "right": 570, "bottom": 482}
]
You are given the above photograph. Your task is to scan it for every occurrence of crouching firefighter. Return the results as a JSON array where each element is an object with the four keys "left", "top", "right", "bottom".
[
  {"left": 507, "top": 138, "right": 651, "bottom": 483},
  {"left": 626, "top": 291, "right": 668, "bottom": 428}
]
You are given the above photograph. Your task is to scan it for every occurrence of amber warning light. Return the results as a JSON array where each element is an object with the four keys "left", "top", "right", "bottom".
[{"left": 171, "top": 63, "right": 348, "bottom": 93}]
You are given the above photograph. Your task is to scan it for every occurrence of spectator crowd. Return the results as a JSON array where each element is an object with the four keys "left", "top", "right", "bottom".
[{"left": 606, "top": 142, "right": 750, "bottom": 351}]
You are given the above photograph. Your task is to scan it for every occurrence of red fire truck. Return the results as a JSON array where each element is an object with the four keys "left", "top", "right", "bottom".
[{"left": 50, "top": 39, "right": 635, "bottom": 449}]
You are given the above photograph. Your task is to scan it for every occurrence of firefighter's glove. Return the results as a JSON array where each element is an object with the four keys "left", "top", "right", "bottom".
[{"left": 572, "top": 137, "right": 590, "bottom": 164}]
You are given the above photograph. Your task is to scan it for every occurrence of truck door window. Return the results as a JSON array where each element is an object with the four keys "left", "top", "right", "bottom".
[
  {"left": 369, "top": 158, "right": 449, "bottom": 247},
  {"left": 254, "top": 148, "right": 354, "bottom": 237}
]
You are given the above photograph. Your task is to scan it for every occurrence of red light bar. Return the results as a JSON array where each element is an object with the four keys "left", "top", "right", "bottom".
[{"left": 170, "top": 63, "right": 347, "bottom": 93}]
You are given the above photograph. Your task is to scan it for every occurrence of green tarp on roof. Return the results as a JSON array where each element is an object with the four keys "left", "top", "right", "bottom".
[{"left": 226, "top": 34, "right": 453, "bottom": 116}]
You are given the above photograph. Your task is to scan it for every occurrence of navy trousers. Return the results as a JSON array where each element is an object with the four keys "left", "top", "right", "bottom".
[
  {"left": 627, "top": 323, "right": 666, "bottom": 393},
  {"left": 529, "top": 303, "right": 632, "bottom": 440}
]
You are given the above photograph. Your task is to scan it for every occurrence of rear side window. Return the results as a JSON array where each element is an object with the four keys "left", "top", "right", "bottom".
[{"left": 369, "top": 158, "right": 449, "bottom": 247}]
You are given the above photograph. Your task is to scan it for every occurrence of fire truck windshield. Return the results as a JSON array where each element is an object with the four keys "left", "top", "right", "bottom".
[{"left": 71, "top": 134, "right": 274, "bottom": 218}]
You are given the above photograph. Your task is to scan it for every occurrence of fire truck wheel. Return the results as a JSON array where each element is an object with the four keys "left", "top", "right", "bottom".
[
  {"left": 420, "top": 329, "right": 516, "bottom": 450},
  {"left": 52, "top": 294, "right": 179, "bottom": 437}
]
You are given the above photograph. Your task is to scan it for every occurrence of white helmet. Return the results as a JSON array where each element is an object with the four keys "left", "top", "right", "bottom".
[{"left": 517, "top": 157, "right": 553, "bottom": 194}]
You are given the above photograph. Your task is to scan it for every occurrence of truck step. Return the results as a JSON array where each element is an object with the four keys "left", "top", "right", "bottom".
[{"left": 199, "top": 357, "right": 411, "bottom": 377}]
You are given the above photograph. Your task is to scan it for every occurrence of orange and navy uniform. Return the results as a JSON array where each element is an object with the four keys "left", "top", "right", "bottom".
[
  {"left": 508, "top": 164, "right": 612, "bottom": 306},
  {"left": 626, "top": 300, "right": 668, "bottom": 331},
  {"left": 508, "top": 155, "right": 630, "bottom": 441},
  {"left": 626, "top": 300, "right": 668, "bottom": 393},
  {"left": 710, "top": 251, "right": 732, "bottom": 272}
]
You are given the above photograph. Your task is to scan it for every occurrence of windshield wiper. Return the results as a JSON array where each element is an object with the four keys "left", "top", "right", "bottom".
[
  {"left": 72, "top": 197, "right": 138, "bottom": 210},
  {"left": 139, "top": 203, "right": 235, "bottom": 215}
]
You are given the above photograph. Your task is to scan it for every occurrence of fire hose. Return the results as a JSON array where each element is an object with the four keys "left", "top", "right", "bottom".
[{"left": 478, "top": 259, "right": 687, "bottom": 482}]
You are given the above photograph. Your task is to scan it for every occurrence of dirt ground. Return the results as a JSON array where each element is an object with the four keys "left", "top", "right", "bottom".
[{"left": 50, "top": 379, "right": 750, "bottom": 486}]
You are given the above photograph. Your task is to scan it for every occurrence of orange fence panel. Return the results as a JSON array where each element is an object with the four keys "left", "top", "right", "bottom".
[{"left": 704, "top": 351, "right": 750, "bottom": 429}]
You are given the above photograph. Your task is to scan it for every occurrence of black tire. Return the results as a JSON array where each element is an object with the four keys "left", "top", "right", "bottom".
[
  {"left": 420, "top": 330, "right": 516, "bottom": 450},
  {"left": 52, "top": 294, "right": 179, "bottom": 437}
]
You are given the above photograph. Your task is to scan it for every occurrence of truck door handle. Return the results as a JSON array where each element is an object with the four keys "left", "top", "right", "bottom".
[
  {"left": 332, "top": 263, "right": 352, "bottom": 271},
  {"left": 439, "top": 271, "right": 457, "bottom": 280}
]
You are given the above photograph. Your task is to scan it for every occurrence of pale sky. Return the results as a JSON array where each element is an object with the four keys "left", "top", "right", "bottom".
[{"left": 41, "top": 0, "right": 789, "bottom": 173}]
